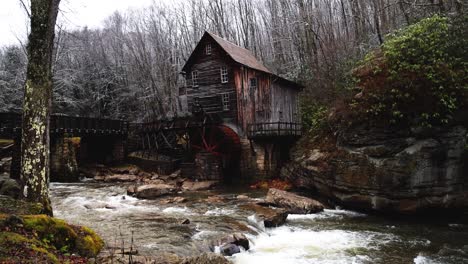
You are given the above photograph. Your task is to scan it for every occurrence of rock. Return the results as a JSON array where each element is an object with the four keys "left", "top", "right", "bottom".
[
  {"left": 181, "top": 253, "right": 230, "bottom": 264},
  {"left": 104, "top": 174, "right": 138, "bottom": 182},
  {"left": 160, "top": 196, "right": 188, "bottom": 204},
  {"left": 236, "top": 195, "right": 249, "bottom": 200},
  {"left": 105, "top": 205, "right": 117, "bottom": 210},
  {"left": 282, "top": 125, "right": 468, "bottom": 214},
  {"left": 129, "top": 167, "right": 140, "bottom": 175},
  {"left": 127, "top": 185, "right": 136, "bottom": 196},
  {"left": 0, "top": 157, "right": 11, "bottom": 173},
  {"left": 0, "top": 195, "right": 44, "bottom": 215},
  {"left": 181, "top": 219, "right": 190, "bottom": 224},
  {"left": 173, "top": 197, "right": 187, "bottom": 203},
  {"left": 211, "top": 233, "right": 250, "bottom": 252},
  {"left": 170, "top": 170, "right": 181, "bottom": 178},
  {"left": 219, "top": 244, "right": 240, "bottom": 256},
  {"left": 135, "top": 183, "right": 178, "bottom": 199},
  {"left": 205, "top": 195, "right": 224, "bottom": 203},
  {"left": 0, "top": 178, "right": 20, "bottom": 199},
  {"left": 94, "top": 175, "right": 106, "bottom": 181},
  {"left": 265, "top": 188, "right": 324, "bottom": 214},
  {"left": 240, "top": 203, "right": 288, "bottom": 227},
  {"left": 84, "top": 203, "right": 107, "bottom": 209},
  {"left": 182, "top": 180, "right": 218, "bottom": 191}
]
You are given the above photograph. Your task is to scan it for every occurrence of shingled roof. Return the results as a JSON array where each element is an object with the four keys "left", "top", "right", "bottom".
[
  {"left": 182, "top": 31, "right": 272, "bottom": 74},
  {"left": 181, "top": 31, "right": 302, "bottom": 89},
  {"left": 206, "top": 32, "right": 272, "bottom": 73}
]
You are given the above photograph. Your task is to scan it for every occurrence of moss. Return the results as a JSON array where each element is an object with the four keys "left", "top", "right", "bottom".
[
  {"left": 0, "top": 195, "right": 44, "bottom": 215},
  {"left": 0, "top": 231, "right": 59, "bottom": 263},
  {"left": 75, "top": 226, "right": 104, "bottom": 257},
  {"left": 0, "top": 214, "right": 104, "bottom": 262},
  {"left": 31, "top": 244, "right": 60, "bottom": 264},
  {"left": 23, "top": 215, "right": 78, "bottom": 250}
]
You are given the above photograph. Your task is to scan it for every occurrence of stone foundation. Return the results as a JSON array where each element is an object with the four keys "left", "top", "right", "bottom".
[
  {"left": 50, "top": 137, "right": 79, "bottom": 182},
  {"left": 194, "top": 151, "right": 222, "bottom": 180}
]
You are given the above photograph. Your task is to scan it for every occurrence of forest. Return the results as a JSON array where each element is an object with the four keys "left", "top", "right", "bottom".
[
  {"left": 0, "top": 0, "right": 463, "bottom": 121},
  {"left": 0, "top": 0, "right": 467, "bottom": 263}
]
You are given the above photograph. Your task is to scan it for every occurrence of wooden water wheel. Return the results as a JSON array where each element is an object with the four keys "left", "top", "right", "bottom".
[{"left": 190, "top": 125, "right": 241, "bottom": 168}]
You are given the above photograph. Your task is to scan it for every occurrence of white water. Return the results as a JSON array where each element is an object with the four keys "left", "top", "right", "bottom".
[
  {"left": 232, "top": 210, "right": 385, "bottom": 264},
  {"left": 50, "top": 183, "right": 468, "bottom": 263}
]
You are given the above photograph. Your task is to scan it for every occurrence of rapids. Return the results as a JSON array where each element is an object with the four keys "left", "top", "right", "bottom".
[{"left": 50, "top": 182, "right": 468, "bottom": 263}]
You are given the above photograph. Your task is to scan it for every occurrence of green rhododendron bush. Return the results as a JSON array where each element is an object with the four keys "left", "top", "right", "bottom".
[{"left": 348, "top": 15, "right": 467, "bottom": 128}]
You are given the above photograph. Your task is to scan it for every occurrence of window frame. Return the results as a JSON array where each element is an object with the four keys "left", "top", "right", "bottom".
[
  {"left": 205, "top": 44, "right": 212, "bottom": 55},
  {"left": 220, "top": 66, "right": 228, "bottom": 83},
  {"left": 249, "top": 77, "right": 257, "bottom": 90},
  {"left": 221, "top": 93, "right": 230, "bottom": 111},
  {"left": 191, "top": 71, "right": 199, "bottom": 87}
]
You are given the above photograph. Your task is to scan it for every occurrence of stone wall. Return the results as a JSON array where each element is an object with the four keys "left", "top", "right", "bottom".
[
  {"left": 194, "top": 151, "right": 222, "bottom": 180},
  {"left": 239, "top": 139, "right": 290, "bottom": 180},
  {"left": 50, "top": 137, "right": 79, "bottom": 182}
]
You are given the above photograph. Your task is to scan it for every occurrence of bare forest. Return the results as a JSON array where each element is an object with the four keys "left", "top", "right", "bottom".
[{"left": 0, "top": 0, "right": 463, "bottom": 121}]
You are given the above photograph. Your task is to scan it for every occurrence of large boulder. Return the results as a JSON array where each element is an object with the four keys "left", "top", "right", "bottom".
[
  {"left": 265, "top": 188, "right": 324, "bottom": 214},
  {"left": 135, "top": 183, "right": 178, "bottom": 199},
  {"left": 0, "top": 176, "right": 20, "bottom": 199},
  {"left": 282, "top": 125, "right": 468, "bottom": 214},
  {"left": 240, "top": 203, "right": 288, "bottom": 227}
]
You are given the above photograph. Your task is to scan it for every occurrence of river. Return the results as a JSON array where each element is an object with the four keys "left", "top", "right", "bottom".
[{"left": 50, "top": 182, "right": 468, "bottom": 264}]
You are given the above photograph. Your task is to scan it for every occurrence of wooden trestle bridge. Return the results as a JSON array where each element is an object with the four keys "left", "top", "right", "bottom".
[{"left": 1, "top": 111, "right": 301, "bottom": 179}]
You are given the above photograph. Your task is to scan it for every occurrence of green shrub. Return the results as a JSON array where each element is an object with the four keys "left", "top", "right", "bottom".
[
  {"left": 300, "top": 99, "right": 328, "bottom": 132},
  {"left": 353, "top": 15, "right": 467, "bottom": 127}
]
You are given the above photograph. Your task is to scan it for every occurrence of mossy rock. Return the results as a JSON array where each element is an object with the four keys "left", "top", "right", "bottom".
[
  {"left": 75, "top": 226, "right": 104, "bottom": 257},
  {"left": 0, "top": 195, "right": 44, "bottom": 215},
  {"left": 0, "top": 214, "right": 104, "bottom": 262},
  {"left": 0, "top": 231, "right": 59, "bottom": 263}
]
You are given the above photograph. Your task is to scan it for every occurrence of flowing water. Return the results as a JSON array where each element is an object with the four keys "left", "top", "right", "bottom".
[{"left": 50, "top": 182, "right": 468, "bottom": 264}]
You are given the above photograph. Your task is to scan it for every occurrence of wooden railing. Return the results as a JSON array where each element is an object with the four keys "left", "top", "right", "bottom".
[
  {"left": 247, "top": 122, "right": 302, "bottom": 139},
  {"left": 0, "top": 112, "right": 128, "bottom": 137}
]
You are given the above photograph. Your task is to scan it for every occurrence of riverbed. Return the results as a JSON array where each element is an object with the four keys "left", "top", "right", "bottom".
[{"left": 50, "top": 182, "right": 468, "bottom": 263}]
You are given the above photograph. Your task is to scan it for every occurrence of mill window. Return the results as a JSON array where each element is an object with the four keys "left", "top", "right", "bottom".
[
  {"left": 220, "top": 66, "right": 228, "bottom": 83},
  {"left": 221, "top": 93, "right": 230, "bottom": 111},
  {"left": 192, "top": 71, "right": 199, "bottom": 87},
  {"left": 249, "top": 78, "right": 257, "bottom": 89},
  {"left": 206, "top": 44, "right": 212, "bottom": 55}
]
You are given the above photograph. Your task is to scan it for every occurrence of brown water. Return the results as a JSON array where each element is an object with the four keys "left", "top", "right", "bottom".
[{"left": 50, "top": 182, "right": 468, "bottom": 264}]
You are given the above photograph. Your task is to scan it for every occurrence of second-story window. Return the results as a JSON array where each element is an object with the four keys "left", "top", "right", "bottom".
[
  {"left": 249, "top": 77, "right": 257, "bottom": 90},
  {"left": 192, "top": 71, "right": 199, "bottom": 87},
  {"left": 220, "top": 66, "right": 228, "bottom": 83},
  {"left": 206, "top": 44, "right": 212, "bottom": 55}
]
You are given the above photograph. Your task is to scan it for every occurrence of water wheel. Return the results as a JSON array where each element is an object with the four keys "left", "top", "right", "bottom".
[{"left": 190, "top": 125, "right": 241, "bottom": 178}]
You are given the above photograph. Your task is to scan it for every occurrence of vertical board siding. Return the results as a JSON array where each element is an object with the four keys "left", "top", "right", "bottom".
[{"left": 234, "top": 66, "right": 272, "bottom": 133}]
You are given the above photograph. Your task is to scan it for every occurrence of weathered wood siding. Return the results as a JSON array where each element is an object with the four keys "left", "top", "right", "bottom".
[
  {"left": 234, "top": 66, "right": 271, "bottom": 132},
  {"left": 269, "top": 79, "right": 300, "bottom": 123},
  {"left": 183, "top": 38, "right": 238, "bottom": 122}
]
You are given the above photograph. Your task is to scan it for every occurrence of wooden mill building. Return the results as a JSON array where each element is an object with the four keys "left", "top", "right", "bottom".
[{"left": 179, "top": 31, "right": 302, "bottom": 180}]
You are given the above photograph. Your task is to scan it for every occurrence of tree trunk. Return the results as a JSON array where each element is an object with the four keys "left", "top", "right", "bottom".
[{"left": 21, "top": 0, "right": 61, "bottom": 215}]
